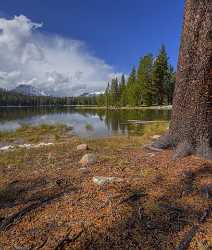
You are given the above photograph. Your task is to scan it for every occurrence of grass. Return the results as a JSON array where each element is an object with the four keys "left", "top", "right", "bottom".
[
  {"left": 141, "top": 122, "right": 169, "bottom": 140},
  {"left": 0, "top": 123, "right": 71, "bottom": 144},
  {"left": 0, "top": 122, "right": 168, "bottom": 169},
  {"left": 85, "top": 123, "right": 94, "bottom": 131},
  {"left": 86, "top": 122, "right": 169, "bottom": 153}
]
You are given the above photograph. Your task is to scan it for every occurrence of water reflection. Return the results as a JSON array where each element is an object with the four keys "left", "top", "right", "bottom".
[{"left": 0, "top": 107, "right": 171, "bottom": 138}]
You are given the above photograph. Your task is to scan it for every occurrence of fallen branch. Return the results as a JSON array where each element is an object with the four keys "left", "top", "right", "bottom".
[
  {"left": 176, "top": 206, "right": 212, "bottom": 250},
  {"left": 119, "top": 192, "right": 146, "bottom": 204},
  {"left": 0, "top": 192, "right": 65, "bottom": 231},
  {"left": 176, "top": 225, "right": 198, "bottom": 250},
  {"left": 54, "top": 230, "right": 83, "bottom": 250},
  {"left": 34, "top": 237, "right": 48, "bottom": 250}
]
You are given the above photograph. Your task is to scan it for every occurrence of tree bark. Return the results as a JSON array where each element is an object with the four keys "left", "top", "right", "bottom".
[{"left": 153, "top": 0, "right": 212, "bottom": 159}]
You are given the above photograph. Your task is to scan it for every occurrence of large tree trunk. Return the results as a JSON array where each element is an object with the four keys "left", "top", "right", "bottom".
[{"left": 153, "top": 0, "right": 212, "bottom": 159}]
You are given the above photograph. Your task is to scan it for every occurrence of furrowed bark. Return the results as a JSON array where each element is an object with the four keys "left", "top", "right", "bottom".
[{"left": 154, "top": 0, "right": 212, "bottom": 159}]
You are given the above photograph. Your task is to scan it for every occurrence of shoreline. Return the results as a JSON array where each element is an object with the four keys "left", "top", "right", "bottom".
[{"left": 0, "top": 105, "right": 172, "bottom": 110}]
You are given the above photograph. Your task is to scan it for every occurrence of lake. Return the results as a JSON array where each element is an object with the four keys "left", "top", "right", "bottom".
[{"left": 0, "top": 107, "right": 171, "bottom": 138}]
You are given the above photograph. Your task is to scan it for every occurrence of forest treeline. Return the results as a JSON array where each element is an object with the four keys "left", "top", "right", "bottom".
[
  {"left": 101, "top": 45, "right": 175, "bottom": 107},
  {"left": 0, "top": 45, "right": 175, "bottom": 107}
]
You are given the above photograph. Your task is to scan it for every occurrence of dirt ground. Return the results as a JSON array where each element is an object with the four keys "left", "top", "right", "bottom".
[{"left": 0, "top": 132, "right": 211, "bottom": 250}]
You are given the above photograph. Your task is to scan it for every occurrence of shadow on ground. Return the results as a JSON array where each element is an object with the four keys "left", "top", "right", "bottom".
[{"left": 0, "top": 161, "right": 211, "bottom": 249}]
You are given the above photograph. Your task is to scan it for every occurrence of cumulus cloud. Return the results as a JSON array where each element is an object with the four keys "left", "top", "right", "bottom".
[{"left": 0, "top": 15, "right": 119, "bottom": 96}]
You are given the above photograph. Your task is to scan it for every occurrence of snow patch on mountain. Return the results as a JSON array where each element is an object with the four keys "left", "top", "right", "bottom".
[{"left": 12, "top": 84, "right": 47, "bottom": 96}]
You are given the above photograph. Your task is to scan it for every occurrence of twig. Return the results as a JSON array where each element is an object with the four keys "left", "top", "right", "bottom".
[
  {"left": 119, "top": 192, "right": 146, "bottom": 204},
  {"left": 176, "top": 225, "right": 198, "bottom": 250},
  {"left": 34, "top": 237, "right": 48, "bottom": 250},
  {"left": 0, "top": 192, "right": 65, "bottom": 231},
  {"left": 176, "top": 206, "right": 212, "bottom": 250},
  {"left": 54, "top": 230, "right": 83, "bottom": 250}
]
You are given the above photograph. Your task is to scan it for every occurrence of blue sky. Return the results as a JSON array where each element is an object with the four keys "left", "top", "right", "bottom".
[{"left": 0, "top": 0, "right": 184, "bottom": 95}]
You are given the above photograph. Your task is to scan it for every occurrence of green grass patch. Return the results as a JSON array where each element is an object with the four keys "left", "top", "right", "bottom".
[
  {"left": 141, "top": 122, "right": 169, "bottom": 139},
  {"left": 0, "top": 123, "right": 71, "bottom": 143},
  {"left": 85, "top": 123, "right": 94, "bottom": 131}
]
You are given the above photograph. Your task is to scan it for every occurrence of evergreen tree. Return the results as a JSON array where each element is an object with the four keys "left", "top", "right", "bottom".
[
  {"left": 164, "top": 65, "right": 176, "bottom": 104},
  {"left": 120, "top": 74, "right": 126, "bottom": 94},
  {"left": 0, "top": 44, "right": 176, "bottom": 108},
  {"left": 110, "top": 77, "right": 120, "bottom": 106},
  {"left": 119, "top": 74, "right": 127, "bottom": 106},
  {"left": 152, "top": 45, "right": 169, "bottom": 105},
  {"left": 105, "top": 82, "right": 110, "bottom": 108},
  {"left": 127, "top": 67, "right": 139, "bottom": 106},
  {"left": 137, "top": 54, "right": 155, "bottom": 106}
]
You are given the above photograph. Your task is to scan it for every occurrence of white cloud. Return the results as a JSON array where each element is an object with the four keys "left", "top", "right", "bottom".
[{"left": 0, "top": 15, "right": 119, "bottom": 96}]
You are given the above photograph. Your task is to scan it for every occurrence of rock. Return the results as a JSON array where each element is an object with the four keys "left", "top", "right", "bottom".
[
  {"left": 79, "top": 167, "right": 89, "bottom": 173},
  {"left": 152, "top": 135, "right": 160, "bottom": 140},
  {"left": 92, "top": 176, "right": 122, "bottom": 185},
  {"left": 147, "top": 153, "right": 155, "bottom": 157},
  {"left": 0, "top": 145, "right": 14, "bottom": 151},
  {"left": 79, "top": 153, "right": 96, "bottom": 166},
  {"left": 77, "top": 144, "right": 88, "bottom": 151}
]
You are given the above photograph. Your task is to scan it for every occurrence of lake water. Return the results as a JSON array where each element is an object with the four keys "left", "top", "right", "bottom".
[{"left": 0, "top": 107, "right": 171, "bottom": 138}]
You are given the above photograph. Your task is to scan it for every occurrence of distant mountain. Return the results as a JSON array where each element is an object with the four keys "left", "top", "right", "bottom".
[
  {"left": 12, "top": 84, "right": 47, "bottom": 96},
  {"left": 80, "top": 91, "right": 104, "bottom": 97},
  {"left": 80, "top": 92, "right": 91, "bottom": 97}
]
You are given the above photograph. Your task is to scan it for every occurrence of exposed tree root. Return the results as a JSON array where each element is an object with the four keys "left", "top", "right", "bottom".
[
  {"left": 144, "top": 145, "right": 164, "bottom": 152},
  {"left": 196, "top": 143, "right": 212, "bottom": 160},
  {"left": 172, "top": 141, "right": 193, "bottom": 160},
  {"left": 151, "top": 132, "right": 173, "bottom": 150},
  {"left": 152, "top": 131, "right": 212, "bottom": 160}
]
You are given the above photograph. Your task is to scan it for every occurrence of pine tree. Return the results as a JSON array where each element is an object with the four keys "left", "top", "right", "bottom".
[
  {"left": 137, "top": 54, "right": 154, "bottom": 106},
  {"left": 164, "top": 66, "right": 176, "bottom": 104},
  {"left": 127, "top": 67, "right": 139, "bottom": 106},
  {"left": 152, "top": 45, "right": 169, "bottom": 105},
  {"left": 154, "top": 0, "right": 212, "bottom": 159},
  {"left": 110, "top": 77, "right": 120, "bottom": 106},
  {"left": 120, "top": 74, "right": 126, "bottom": 94},
  {"left": 105, "top": 82, "right": 110, "bottom": 108},
  {"left": 120, "top": 74, "right": 127, "bottom": 106}
]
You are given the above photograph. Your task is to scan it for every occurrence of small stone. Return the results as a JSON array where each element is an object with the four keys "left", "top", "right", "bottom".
[
  {"left": 92, "top": 176, "right": 122, "bottom": 185},
  {"left": 79, "top": 167, "right": 89, "bottom": 172},
  {"left": 147, "top": 153, "right": 155, "bottom": 157},
  {"left": 152, "top": 135, "right": 160, "bottom": 140},
  {"left": 77, "top": 144, "right": 88, "bottom": 151},
  {"left": 79, "top": 153, "right": 96, "bottom": 166}
]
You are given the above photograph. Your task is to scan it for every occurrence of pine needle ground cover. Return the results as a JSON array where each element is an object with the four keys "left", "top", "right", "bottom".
[{"left": 0, "top": 124, "right": 211, "bottom": 249}]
